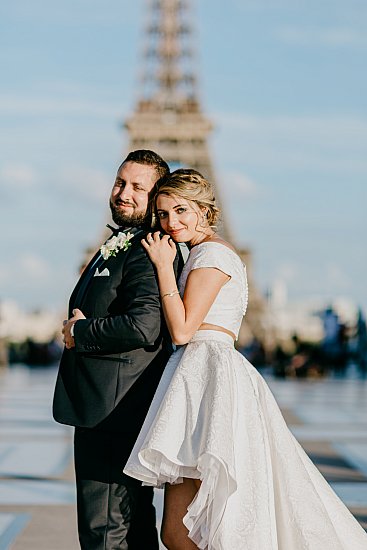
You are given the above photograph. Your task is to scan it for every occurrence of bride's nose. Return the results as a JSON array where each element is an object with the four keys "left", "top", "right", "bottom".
[{"left": 167, "top": 212, "right": 178, "bottom": 229}]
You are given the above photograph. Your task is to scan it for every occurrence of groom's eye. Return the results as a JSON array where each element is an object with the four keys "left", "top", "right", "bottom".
[{"left": 114, "top": 180, "right": 125, "bottom": 188}]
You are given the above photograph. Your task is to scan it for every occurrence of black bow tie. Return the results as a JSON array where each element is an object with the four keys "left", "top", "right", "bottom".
[
  {"left": 106, "top": 224, "right": 127, "bottom": 234},
  {"left": 106, "top": 225, "right": 147, "bottom": 241}
]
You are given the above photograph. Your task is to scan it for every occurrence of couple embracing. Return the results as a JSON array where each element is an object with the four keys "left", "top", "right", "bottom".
[{"left": 53, "top": 150, "right": 367, "bottom": 549}]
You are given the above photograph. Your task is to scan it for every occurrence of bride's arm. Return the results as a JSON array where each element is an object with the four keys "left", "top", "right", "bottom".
[
  {"left": 142, "top": 233, "right": 229, "bottom": 345},
  {"left": 163, "top": 267, "right": 228, "bottom": 345}
]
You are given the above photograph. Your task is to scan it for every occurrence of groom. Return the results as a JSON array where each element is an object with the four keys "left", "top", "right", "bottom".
[{"left": 53, "top": 150, "right": 178, "bottom": 549}]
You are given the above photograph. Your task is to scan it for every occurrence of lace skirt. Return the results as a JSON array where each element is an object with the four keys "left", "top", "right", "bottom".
[{"left": 124, "top": 331, "right": 367, "bottom": 549}]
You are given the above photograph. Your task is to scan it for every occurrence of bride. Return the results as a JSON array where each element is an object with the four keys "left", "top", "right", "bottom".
[{"left": 124, "top": 169, "right": 367, "bottom": 549}]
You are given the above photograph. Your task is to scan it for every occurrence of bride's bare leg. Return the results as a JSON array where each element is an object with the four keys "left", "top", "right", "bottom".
[{"left": 161, "top": 478, "right": 201, "bottom": 550}]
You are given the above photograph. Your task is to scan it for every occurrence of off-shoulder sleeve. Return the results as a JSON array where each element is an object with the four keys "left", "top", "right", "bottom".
[{"left": 189, "top": 243, "right": 238, "bottom": 279}]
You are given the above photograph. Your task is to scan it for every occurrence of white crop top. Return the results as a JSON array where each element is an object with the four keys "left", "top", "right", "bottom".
[{"left": 178, "top": 242, "right": 248, "bottom": 339}]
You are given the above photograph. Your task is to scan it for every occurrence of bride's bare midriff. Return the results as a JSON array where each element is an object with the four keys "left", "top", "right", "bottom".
[{"left": 198, "top": 323, "right": 235, "bottom": 341}]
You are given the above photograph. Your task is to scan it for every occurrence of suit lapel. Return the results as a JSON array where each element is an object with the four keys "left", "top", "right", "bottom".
[
  {"left": 70, "top": 226, "right": 145, "bottom": 313},
  {"left": 72, "top": 253, "right": 105, "bottom": 311},
  {"left": 69, "top": 226, "right": 118, "bottom": 310}
]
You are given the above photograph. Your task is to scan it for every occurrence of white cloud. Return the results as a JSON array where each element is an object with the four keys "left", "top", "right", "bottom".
[
  {"left": 232, "top": 0, "right": 367, "bottom": 26},
  {"left": 277, "top": 27, "right": 367, "bottom": 48},
  {"left": 324, "top": 263, "right": 351, "bottom": 289},
  {"left": 58, "top": 166, "right": 111, "bottom": 203},
  {"left": 0, "top": 162, "right": 111, "bottom": 207},
  {"left": 19, "top": 253, "right": 51, "bottom": 281},
  {"left": 0, "top": 265, "right": 10, "bottom": 286},
  {"left": 0, "top": 248, "right": 78, "bottom": 311},
  {"left": 233, "top": 0, "right": 300, "bottom": 10},
  {"left": 216, "top": 113, "right": 367, "bottom": 140},
  {"left": 0, "top": 95, "right": 124, "bottom": 117},
  {"left": 223, "top": 171, "right": 265, "bottom": 199},
  {"left": 274, "top": 262, "right": 299, "bottom": 283},
  {"left": 214, "top": 112, "right": 367, "bottom": 174},
  {"left": 3, "top": 0, "right": 137, "bottom": 26},
  {"left": 0, "top": 164, "right": 38, "bottom": 189},
  {"left": 0, "top": 253, "right": 51, "bottom": 292}
]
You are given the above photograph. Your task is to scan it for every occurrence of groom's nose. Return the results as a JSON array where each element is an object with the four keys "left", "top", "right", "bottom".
[{"left": 117, "top": 183, "right": 133, "bottom": 202}]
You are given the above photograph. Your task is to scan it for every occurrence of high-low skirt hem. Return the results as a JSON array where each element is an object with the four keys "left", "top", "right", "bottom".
[{"left": 124, "top": 331, "right": 367, "bottom": 549}]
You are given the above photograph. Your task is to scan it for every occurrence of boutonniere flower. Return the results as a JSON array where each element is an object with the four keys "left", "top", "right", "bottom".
[{"left": 100, "top": 232, "right": 134, "bottom": 260}]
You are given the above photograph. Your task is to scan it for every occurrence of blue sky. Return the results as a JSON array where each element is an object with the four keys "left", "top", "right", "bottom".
[{"left": 0, "top": 0, "right": 366, "bottom": 314}]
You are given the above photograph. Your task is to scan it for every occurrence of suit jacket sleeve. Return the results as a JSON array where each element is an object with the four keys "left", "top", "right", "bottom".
[{"left": 73, "top": 244, "right": 161, "bottom": 354}]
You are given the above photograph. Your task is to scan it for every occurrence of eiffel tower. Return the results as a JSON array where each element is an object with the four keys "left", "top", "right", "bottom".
[
  {"left": 124, "top": 0, "right": 231, "bottom": 236},
  {"left": 123, "top": 0, "right": 266, "bottom": 345}
]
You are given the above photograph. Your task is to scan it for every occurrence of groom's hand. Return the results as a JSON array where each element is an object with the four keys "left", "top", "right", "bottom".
[
  {"left": 62, "top": 309, "right": 86, "bottom": 349},
  {"left": 62, "top": 319, "right": 76, "bottom": 349}
]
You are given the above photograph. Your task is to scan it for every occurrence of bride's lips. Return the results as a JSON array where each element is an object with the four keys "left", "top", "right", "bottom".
[{"left": 169, "top": 229, "right": 183, "bottom": 238}]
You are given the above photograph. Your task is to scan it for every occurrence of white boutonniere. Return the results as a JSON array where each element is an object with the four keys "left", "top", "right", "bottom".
[{"left": 100, "top": 231, "right": 134, "bottom": 260}]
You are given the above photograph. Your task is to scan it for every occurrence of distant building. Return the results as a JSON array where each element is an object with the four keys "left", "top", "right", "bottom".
[
  {"left": 265, "top": 281, "right": 361, "bottom": 347},
  {"left": 0, "top": 300, "right": 61, "bottom": 344}
]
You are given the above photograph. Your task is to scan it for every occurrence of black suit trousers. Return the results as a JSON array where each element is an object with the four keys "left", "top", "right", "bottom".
[{"left": 74, "top": 428, "right": 159, "bottom": 550}]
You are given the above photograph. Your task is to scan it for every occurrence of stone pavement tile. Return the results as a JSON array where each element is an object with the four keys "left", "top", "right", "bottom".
[
  {"left": 0, "top": 480, "right": 75, "bottom": 506},
  {"left": 302, "top": 441, "right": 367, "bottom": 482},
  {"left": 0, "top": 442, "right": 72, "bottom": 479},
  {"left": 1, "top": 368, "right": 366, "bottom": 547},
  {"left": 330, "top": 482, "right": 367, "bottom": 508},
  {"left": 0, "top": 505, "right": 78, "bottom": 550},
  {"left": 0, "top": 512, "right": 29, "bottom": 550},
  {"left": 334, "top": 442, "right": 367, "bottom": 477},
  {"left": 352, "top": 509, "right": 367, "bottom": 530},
  {"left": 278, "top": 407, "right": 304, "bottom": 426},
  {"left": 61, "top": 457, "right": 76, "bottom": 482}
]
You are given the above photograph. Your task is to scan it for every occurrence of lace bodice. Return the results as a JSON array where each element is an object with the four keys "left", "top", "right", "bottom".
[{"left": 178, "top": 242, "right": 248, "bottom": 339}]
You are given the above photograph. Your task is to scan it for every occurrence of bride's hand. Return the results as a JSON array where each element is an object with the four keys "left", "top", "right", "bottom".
[{"left": 141, "top": 232, "right": 176, "bottom": 268}]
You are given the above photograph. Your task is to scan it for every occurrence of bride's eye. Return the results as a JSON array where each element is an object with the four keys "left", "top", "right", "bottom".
[
  {"left": 157, "top": 211, "right": 167, "bottom": 219},
  {"left": 176, "top": 207, "right": 187, "bottom": 214}
]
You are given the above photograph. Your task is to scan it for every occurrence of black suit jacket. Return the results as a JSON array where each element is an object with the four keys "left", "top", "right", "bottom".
[{"left": 53, "top": 226, "right": 182, "bottom": 435}]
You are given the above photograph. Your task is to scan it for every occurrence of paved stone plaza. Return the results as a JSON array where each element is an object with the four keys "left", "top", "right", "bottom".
[{"left": 0, "top": 365, "right": 366, "bottom": 549}]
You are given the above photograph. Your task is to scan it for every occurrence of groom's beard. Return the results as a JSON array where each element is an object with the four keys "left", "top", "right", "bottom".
[{"left": 110, "top": 200, "right": 149, "bottom": 228}]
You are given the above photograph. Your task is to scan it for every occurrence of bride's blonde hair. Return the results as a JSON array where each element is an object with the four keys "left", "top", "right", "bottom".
[{"left": 155, "top": 168, "right": 221, "bottom": 228}]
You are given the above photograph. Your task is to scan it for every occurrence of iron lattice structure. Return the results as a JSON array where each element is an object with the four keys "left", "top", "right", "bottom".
[
  {"left": 125, "top": 0, "right": 231, "bottom": 232},
  {"left": 126, "top": 1, "right": 210, "bottom": 163},
  {"left": 124, "top": 0, "right": 266, "bottom": 344}
]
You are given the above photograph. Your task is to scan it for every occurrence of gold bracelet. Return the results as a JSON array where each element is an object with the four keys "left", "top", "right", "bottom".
[{"left": 161, "top": 290, "right": 179, "bottom": 298}]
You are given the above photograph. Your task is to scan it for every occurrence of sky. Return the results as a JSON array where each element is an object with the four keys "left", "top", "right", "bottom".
[{"left": 0, "top": 0, "right": 366, "bottom": 316}]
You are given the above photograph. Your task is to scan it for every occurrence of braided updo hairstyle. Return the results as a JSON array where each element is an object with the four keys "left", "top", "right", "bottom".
[{"left": 155, "top": 168, "right": 221, "bottom": 228}]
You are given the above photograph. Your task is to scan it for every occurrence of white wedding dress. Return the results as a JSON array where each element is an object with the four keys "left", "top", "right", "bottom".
[{"left": 124, "top": 242, "right": 367, "bottom": 549}]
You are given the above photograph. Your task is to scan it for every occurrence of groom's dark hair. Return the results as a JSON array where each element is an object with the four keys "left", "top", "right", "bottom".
[{"left": 122, "top": 150, "right": 170, "bottom": 182}]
